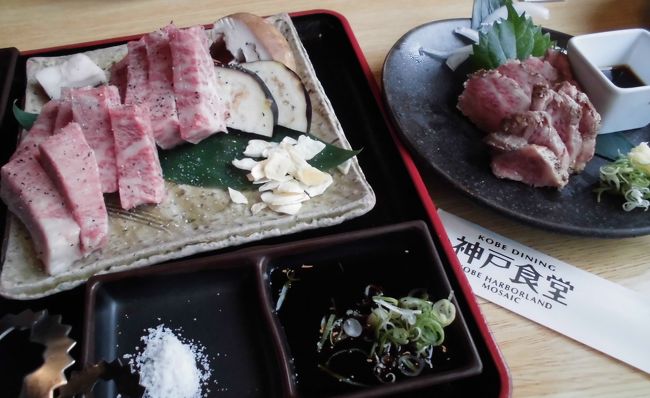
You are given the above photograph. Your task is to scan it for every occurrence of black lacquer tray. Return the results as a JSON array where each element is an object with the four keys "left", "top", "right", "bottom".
[{"left": 0, "top": 10, "right": 510, "bottom": 398}]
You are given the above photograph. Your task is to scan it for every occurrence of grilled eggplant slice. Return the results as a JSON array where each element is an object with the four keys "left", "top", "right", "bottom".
[
  {"left": 214, "top": 65, "right": 278, "bottom": 137},
  {"left": 240, "top": 60, "right": 311, "bottom": 133}
]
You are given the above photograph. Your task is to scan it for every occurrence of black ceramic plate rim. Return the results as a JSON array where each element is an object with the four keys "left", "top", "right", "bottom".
[{"left": 382, "top": 18, "right": 650, "bottom": 238}]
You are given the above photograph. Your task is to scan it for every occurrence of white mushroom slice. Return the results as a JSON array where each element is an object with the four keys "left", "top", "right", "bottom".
[
  {"left": 303, "top": 174, "right": 333, "bottom": 197},
  {"left": 232, "top": 157, "right": 258, "bottom": 170},
  {"left": 258, "top": 180, "right": 281, "bottom": 192},
  {"left": 36, "top": 53, "right": 107, "bottom": 99},
  {"left": 243, "top": 139, "right": 277, "bottom": 157},
  {"left": 294, "top": 135, "right": 326, "bottom": 160},
  {"left": 268, "top": 202, "right": 302, "bottom": 215},
  {"left": 295, "top": 164, "right": 331, "bottom": 187},
  {"left": 228, "top": 187, "right": 249, "bottom": 204},
  {"left": 251, "top": 202, "right": 268, "bottom": 214},
  {"left": 211, "top": 13, "right": 297, "bottom": 71},
  {"left": 261, "top": 191, "right": 309, "bottom": 206},
  {"left": 264, "top": 150, "right": 295, "bottom": 181},
  {"left": 276, "top": 180, "right": 305, "bottom": 194}
]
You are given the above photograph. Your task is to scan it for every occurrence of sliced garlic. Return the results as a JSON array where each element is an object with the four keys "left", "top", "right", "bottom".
[
  {"left": 263, "top": 150, "right": 295, "bottom": 180},
  {"left": 260, "top": 191, "right": 309, "bottom": 206},
  {"left": 228, "top": 187, "right": 248, "bottom": 204},
  {"left": 258, "top": 180, "right": 281, "bottom": 192},
  {"left": 303, "top": 174, "right": 333, "bottom": 197},
  {"left": 294, "top": 135, "right": 326, "bottom": 160},
  {"left": 269, "top": 202, "right": 302, "bottom": 215},
  {"left": 276, "top": 180, "right": 305, "bottom": 194},
  {"left": 251, "top": 202, "right": 268, "bottom": 214},
  {"left": 295, "top": 163, "right": 331, "bottom": 186},
  {"left": 244, "top": 139, "right": 277, "bottom": 157},
  {"left": 232, "top": 157, "right": 258, "bottom": 170}
]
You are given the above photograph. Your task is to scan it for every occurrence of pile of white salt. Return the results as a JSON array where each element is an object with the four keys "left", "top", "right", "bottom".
[{"left": 124, "top": 324, "right": 211, "bottom": 398}]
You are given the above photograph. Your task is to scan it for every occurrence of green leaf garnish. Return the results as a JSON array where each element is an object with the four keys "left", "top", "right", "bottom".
[
  {"left": 12, "top": 99, "right": 39, "bottom": 130},
  {"left": 159, "top": 126, "right": 361, "bottom": 190},
  {"left": 471, "top": 0, "right": 508, "bottom": 30},
  {"left": 470, "top": 1, "right": 553, "bottom": 70}
]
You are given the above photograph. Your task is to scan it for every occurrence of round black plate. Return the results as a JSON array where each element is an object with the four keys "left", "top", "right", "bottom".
[{"left": 382, "top": 18, "right": 650, "bottom": 238}]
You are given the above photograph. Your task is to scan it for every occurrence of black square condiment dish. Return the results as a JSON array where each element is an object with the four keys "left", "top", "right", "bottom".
[
  {"left": 264, "top": 220, "right": 482, "bottom": 398},
  {"left": 84, "top": 257, "right": 288, "bottom": 398}
]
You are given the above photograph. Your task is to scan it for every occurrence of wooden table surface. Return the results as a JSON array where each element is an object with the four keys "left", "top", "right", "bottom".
[{"left": 1, "top": 0, "right": 649, "bottom": 397}]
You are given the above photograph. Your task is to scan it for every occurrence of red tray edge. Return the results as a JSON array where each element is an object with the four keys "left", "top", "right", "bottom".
[
  {"left": 307, "top": 8, "right": 513, "bottom": 398},
  {"left": 16, "top": 9, "right": 512, "bottom": 397}
]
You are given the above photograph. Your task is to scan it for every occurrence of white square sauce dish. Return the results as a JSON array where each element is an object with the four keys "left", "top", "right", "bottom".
[{"left": 568, "top": 28, "right": 650, "bottom": 134}]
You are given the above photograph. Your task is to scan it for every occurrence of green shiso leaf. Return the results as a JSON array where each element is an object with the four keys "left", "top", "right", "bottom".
[
  {"left": 159, "top": 126, "right": 361, "bottom": 190},
  {"left": 12, "top": 99, "right": 39, "bottom": 130},
  {"left": 471, "top": 0, "right": 508, "bottom": 30},
  {"left": 470, "top": 1, "right": 554, "bottom": 70}
]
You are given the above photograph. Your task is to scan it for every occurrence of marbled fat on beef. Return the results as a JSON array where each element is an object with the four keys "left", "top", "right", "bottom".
[
  {"left": 54, "top": 100, "right": 73, "bottom": 131},
  {"left": 38, "top": 122, "right": 108, "bottom": 255},
  {"left": 125, "top": 38, "right": 150, "bottom": 107},
  {"left": 69, "top": 85, "right": 121, "bottom": 193},
  {"left": 109, "top": 104, "right": 165, "bottom": 210},
  {"left": 1, "top": 102, "right": 82, "bottom": 275},
  {"left": 458, "top": 69, "right": 531, "bottom": 132},
  {"left": 12, "top": 100, "right": 60, "bottom": 160},
  {"left": 169, "top": 25, "right": 228, "bottom": 143},
  {"left": 144, "top": 26, "right": 184, "bottom": 149}
]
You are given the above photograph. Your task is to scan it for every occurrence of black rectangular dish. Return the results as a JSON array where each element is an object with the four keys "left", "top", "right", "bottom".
[
  {"left": 0, "top": 10, "right": 510, "bottom": 398},
  {"left": 84, "top": 221, "right": 482, "bottom": 398}
]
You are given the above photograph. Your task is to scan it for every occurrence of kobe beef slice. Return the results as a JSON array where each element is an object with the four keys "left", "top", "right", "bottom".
[
  {"left": 530, "top": 85, "right": 583, "bottom": 172},
  {"left": 68, "top": 85, "right": 121, "bottom": 193},
  {"left": 12, "top": 100, "right": 60, "bottom": 160},
  {"left": 39, "top": 122, "right": 108, "bottom": 255},
  {"left": 109, "top": 103, "right": 165, "bottom": 210},
  {"left": 125, "top": 38, "right": 150, "bottom": 107},
  {"left": 143, "top": 26, "right": 184, "bottom": 149},
  {"left": 1, "top": 148, "right": 82, "bottom": 275},
  {"left": 169, "top": 25, "right": 228, "bottom": 143},
  {"left": 458, "top": 69, "right": 531, "bottom": 132},
  {"left": 490, "top": 145, "right": 568, "bottom": 188}
]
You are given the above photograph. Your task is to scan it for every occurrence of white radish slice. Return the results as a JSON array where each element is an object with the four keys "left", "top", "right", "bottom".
[{"left": 36, "top": 54, "right": 107, "bottom": 99}]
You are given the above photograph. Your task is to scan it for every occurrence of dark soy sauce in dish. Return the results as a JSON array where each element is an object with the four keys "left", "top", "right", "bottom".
[{"left": 601, "top": 65, "right": 646, "bottom": 88}]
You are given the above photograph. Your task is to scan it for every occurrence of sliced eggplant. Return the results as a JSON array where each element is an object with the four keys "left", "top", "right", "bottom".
[
  {"left": 214, "top": 65, "right": 278, "bottom": 137},
  {"left": 240, "top": 60, "right": 311, "bottom": 133}
]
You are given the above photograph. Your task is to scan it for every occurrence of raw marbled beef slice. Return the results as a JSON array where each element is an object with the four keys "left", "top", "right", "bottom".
[
  {"left": 125, "top": 38, "right": 150, "bottom": 106},
  {"left": 0, "top": 152, "right": 82, "bottom": 275},
  {"left": 69, "top": 85, "right": 120, "bottom": 193},
  {"left": 12, "top": 100, "right": 60, "bottom": 160},
  {"left": 39, "top": 122, "right": 108, "bottom": 254},
  {"left": 144, "top": 26, "right": 184, "bottom": 149},
  {"left": 109, "top": 104, "right": 165, "bottom": 209},
  {"left": 169, "top": 25, "right": 227, "bottom": 143}
]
